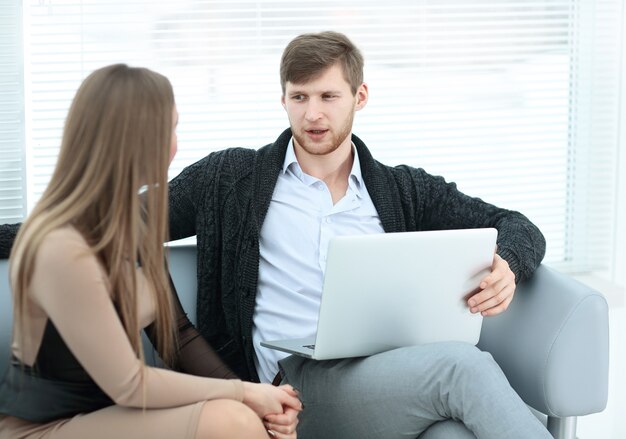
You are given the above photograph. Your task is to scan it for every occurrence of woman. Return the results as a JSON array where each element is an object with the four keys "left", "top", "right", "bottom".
[{"left": 0, "top": 64, "right": 301, "bottom": 439}]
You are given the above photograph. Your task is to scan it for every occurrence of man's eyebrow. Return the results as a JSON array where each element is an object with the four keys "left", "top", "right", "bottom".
[{"left": 288, "top": 89, "right": 343, "bottom": 95}]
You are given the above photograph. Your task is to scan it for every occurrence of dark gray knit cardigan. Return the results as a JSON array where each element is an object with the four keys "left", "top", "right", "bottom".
[{"left": 165, "top": 128, "right": 546, "bottom": 381}]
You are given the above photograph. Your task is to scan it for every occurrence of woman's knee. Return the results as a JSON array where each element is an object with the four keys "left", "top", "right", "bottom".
[{"left": 195, "top": 399, "right": 267, "bottom": 439}]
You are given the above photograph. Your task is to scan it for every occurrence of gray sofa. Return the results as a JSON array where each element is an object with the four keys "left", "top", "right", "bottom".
[{"left": 0, "top": 245, "right": 609, "bottom": 438}]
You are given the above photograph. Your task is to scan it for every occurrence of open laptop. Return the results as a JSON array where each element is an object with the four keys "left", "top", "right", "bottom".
[{"left": 261, "top": 228, "right": 497, "bottom": 360}]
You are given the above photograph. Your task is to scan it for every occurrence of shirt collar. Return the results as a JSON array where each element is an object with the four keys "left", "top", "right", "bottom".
[
  {"left": 282, "top": 138, "right": 300, "bottom": 174},
  {"left": 283, "top": 137, "right": 366, "bottom": 198}
]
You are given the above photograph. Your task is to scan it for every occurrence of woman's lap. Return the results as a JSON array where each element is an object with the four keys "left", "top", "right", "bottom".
[{"left": 0, "top": 401, "right": 205, "bottom": 439}]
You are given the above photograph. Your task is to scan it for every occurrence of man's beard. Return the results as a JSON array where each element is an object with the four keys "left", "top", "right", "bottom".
[{"left": 292, "top": 111, "right": 355, "bottom": 156}]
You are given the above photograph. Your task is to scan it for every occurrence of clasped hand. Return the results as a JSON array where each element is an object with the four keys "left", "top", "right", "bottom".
[{"left": 242, "top": 382, "right": 302, "bottom": 438}]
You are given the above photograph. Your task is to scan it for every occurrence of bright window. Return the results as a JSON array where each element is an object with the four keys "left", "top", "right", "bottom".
[{"left": 1, "top": 0, "right": 623, "bottom": 273}]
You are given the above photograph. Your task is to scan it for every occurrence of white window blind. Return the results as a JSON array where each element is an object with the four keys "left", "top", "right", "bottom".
[
  {"left": 0, "top": 1, "right": 25, "bottom": 223},
  {"left": 4, "top": 0, "right": 624, "bottom": 272}
]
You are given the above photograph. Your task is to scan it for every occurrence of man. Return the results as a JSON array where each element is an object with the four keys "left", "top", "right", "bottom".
[{"left": 165, "top": 31, "right": 550, "bottom": 438}]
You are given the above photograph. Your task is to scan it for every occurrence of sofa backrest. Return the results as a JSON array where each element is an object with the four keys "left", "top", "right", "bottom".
[
  {"left": 0, "top": 258, "right": 11, "bottom": 376},
  {"left": 167, "top": 245, "right": 198, "bottom": 325}
]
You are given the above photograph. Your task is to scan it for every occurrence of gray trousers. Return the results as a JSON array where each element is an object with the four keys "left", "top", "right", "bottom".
[{"left": 278, "top": 341, "right": 551, "bottom": 439}]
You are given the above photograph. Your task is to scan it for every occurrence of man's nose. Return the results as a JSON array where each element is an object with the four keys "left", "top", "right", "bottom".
[{"left": 304, "top": 100, "right": 323, "bottom": 121}]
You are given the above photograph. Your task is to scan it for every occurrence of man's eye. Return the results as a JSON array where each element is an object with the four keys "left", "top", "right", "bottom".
[
  {"left": 323, "top": 95, "right": 337, "bottom": 100},
  {"left": 292, "top": 95, "right": 305, "bottom": 101}
]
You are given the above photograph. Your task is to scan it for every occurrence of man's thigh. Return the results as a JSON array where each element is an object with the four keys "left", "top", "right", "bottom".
[{"left": 278, "top": 341, "right": 484, "bottom": 439}]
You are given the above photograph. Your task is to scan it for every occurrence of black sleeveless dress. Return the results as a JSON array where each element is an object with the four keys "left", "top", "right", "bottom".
[{"left": 0, "top": 320, "right": 113, "bottom": 423}]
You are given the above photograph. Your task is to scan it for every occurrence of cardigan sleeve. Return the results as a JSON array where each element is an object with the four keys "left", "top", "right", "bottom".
[
  {"left": 0, "top": 223, "right": 20, "bottom": 259},
  {"left": 168, "top": 148, "right": 258, "bottom": 243},
  {"left": 402, "top": 166, "right": 546, "bottom": 283},
  {"left": 168, "top": 154, "right": 218, "bottom": 242}
]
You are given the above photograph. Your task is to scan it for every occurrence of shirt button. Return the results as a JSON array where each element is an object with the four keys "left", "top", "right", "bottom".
[
  {"left": 317, "top": 184, "right": 324, "bottom": 191},
  {"left": 324, "top": 217, "right": 331, "bottom": 224}
]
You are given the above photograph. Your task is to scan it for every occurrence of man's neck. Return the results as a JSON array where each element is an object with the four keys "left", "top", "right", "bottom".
[
  {"left": 293, "top": 137, "right": 353, "bottom": 180},
  {"left": 294, "top": 138, "right": 354, "bottom": 205}
]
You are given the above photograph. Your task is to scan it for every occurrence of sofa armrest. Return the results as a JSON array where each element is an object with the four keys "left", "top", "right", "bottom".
[{"left": 477, "top": 264, "right": 609, "bottom": 417}]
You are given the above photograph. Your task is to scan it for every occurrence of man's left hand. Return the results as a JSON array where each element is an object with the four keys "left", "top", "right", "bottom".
[{"left": 467, "top": 253, "right": 516, "bottom": 316}]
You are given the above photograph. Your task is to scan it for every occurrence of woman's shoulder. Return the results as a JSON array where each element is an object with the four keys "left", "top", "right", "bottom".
[
  {"left": 11, "top": 224, "right": 103, "bottom": 307},
  {"left": 33, "top": 225, "right": 94, "bottom": 270},
  {"left": 40, "top": 224, "right": 89, "bottom": 250}
]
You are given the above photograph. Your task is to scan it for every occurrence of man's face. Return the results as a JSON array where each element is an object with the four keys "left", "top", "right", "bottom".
[{"left": 282, "top": 63, "right": 368, "bottom": 157}]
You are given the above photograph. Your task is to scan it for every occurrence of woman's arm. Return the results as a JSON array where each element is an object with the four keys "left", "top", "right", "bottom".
[
  {"left": 29, "top": 228, "right": 244, "bottom": 408},
  {"left": 145, "top": 274, "right": 238, "bottom": 379}
]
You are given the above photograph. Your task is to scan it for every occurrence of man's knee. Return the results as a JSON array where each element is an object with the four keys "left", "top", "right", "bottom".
[
  {"left": 419, "top": 419, "right": 477, "bottom": 439},
  {"left": 400, "top": 342, "right": 500, "bottom": 383},
  {"left": 435, "top": 342, "right": 504, "bottom": 384},
  {"left": 438, "top": 341, "right": 494, "bottom": 365}
]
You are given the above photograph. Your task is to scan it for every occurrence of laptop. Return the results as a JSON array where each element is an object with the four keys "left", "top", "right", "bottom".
[{"left": 260, "top": 228, "right": 497, "bottom": 360}]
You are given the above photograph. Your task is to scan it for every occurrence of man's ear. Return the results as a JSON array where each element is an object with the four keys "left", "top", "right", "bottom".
[
  {"left": 355, "top": 83, "right": 368, "bottom": 111},
  {"left": 281, "top": 95, "right": 286, "bottom": 109}
]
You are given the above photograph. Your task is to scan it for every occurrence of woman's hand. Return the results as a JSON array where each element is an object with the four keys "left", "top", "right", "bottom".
[
  {"left": 263, "top": 385, "right": 300, "bottom": 438},
  {"left": 242, "top": 381, "right": 302, "bottom": 421}
]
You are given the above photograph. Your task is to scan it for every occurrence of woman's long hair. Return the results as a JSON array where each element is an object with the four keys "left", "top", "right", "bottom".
[{"left": 10, "top": 64, "right": 176, "bottom": 365}]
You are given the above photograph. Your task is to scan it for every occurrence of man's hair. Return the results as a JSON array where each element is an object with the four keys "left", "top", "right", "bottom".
[{"left": 280, "top": 31, "right": 364, "bottom": 95}]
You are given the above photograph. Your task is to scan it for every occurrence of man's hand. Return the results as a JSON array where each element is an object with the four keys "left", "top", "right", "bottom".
[{"left": 467, "top": 253, "right": 516, "bottom": 316}]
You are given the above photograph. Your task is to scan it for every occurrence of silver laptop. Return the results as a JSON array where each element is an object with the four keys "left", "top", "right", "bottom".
[{"left": 261, "top": 228, "right": 497, "bottom": 360}]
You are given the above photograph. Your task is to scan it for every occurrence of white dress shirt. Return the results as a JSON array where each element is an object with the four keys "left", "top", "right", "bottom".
[{"left": 252, "top": 139, "right": 384, "bottom": 383}]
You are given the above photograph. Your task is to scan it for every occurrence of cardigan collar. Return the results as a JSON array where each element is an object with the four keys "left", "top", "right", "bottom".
[{"left": 253, "top": 128, "right": 404, "bottom": 234}]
